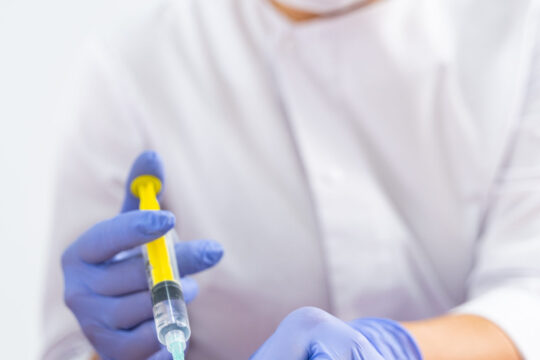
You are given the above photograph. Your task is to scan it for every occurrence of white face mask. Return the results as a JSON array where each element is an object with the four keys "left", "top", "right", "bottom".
[{"left": 273, "top": 0, "right": 371, "bottom": 14}]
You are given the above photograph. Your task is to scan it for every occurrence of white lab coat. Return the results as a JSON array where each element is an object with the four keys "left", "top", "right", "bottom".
[{"left": 42, "top": 0, "right": 540, "bottom": 358}]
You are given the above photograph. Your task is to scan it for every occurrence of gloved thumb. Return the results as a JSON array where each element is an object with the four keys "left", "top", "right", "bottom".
[{"left": 121, "top": 150, "right": 166, "bottom": 212}]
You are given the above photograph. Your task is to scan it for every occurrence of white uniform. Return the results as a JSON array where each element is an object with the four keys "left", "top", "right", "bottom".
[{"left": 42, "top": 0, "right": 540, "bottom": 358}]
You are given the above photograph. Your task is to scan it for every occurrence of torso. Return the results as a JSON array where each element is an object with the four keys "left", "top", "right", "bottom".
[{"left": 105, "top": 0, "right": 537, "bottom": 357}]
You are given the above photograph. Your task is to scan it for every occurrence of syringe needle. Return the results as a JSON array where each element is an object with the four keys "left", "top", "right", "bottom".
[{"left": 170, "top": 341, "right": 184, "bottom": 360}]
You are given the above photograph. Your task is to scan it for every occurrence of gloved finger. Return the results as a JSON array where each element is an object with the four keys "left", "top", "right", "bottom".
[
  {"left": 97, "top": 277, "right": 197, "bottom": 330},
  {"left": 176, "top": 239, "right": 224, "bottom": 276},
  {"left": 105, "top": 291, "right": 153, "bottom": 330},
  {"left": 308, "top": 324, "right": 385, "bottom": 360},
  {"left": 83, "top": 320, "right": 159, "bottom": 360},
  {"left": 250, "top": 326, "right": 308, "bottom": 359},
  {"left": 250, "top": 307, "right": 320, "bottom": 360},
  {"left": 90, "top": 278, "right": 195, "bottom": 332},
  {"left": 94, "top": 239, "right": 221, "bottom": 296},
  {"left": 76, "top": 210, "right": 175, "bottom": 264},
  {"left": 110, "top": 321, "right": 162, "bottom": 360},
  {"left": 65, "top": 291, "right": 150, "bottom": 334},
  {"left": 347, "top": 318, "right": 422, "bottom": 359},
  {"left": 122, "top": 151, "right": 165, "bottom": 213},
  {"left": 249, "top": 307, "right": 384, "bottom": 360},
  {"left": 89, "top": 254, "right": 147, "bottom": 296},
  {"left": 148, "top": 347, "right": 172, "bottom": 360},
  {"left": 180, "top": 276, "right": 199, "bottom": 303},
  {"left": 91, "top": 279, "right": 194, "bottom": 333}
]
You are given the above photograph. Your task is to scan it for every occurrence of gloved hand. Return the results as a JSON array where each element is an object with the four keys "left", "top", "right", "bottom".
[
  {"left": 250, "top": 307, "right": 422, "bottom": 360},
  {"left": 62, "top": 151, "right": 224, "bottom": 360}
]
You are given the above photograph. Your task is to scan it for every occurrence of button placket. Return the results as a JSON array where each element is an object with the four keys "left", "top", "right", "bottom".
[{"left": 273, "top": 34, "right": 389, "bottom": 318}]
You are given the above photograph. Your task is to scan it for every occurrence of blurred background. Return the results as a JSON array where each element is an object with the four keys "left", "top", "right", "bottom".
[{"left": 0, "top": 0, "right": 148, "bottom": 357}]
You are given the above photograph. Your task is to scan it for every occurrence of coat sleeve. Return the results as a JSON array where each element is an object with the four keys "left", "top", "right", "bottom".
[
  {"left": 40, "top": 41, "right": 149, "bottom": 359},
  {"left": 452, "top": 19, "right": 540, "bottom": 359}
]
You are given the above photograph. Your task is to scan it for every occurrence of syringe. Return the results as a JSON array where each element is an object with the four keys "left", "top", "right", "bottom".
[{"left": 131, "top": 175, "right": 190, "bottom": 360}]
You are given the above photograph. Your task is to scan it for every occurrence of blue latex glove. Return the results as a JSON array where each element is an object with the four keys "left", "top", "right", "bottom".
[
  {"left": 250, "top": 307, "right": 422, "bottom": 360},
  {"left": 62, "top": 151, "right": 224, "bottom": 360}
]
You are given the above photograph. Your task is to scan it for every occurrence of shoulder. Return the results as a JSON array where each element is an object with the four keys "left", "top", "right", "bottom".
[
  {"left": 86, "top": 0, "right": 266, "bottom": 111},
  {"left": 440, "top": 0, "right": 540, "bottom": 124},
  {"left": 442, "top": 0, "right": 540, "bottom": 49},
  {"left": 98, "top": 0, "right": 258, "bottom": 78}
]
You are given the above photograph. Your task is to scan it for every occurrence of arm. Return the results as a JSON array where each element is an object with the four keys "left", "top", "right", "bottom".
[
  {"left": 249, "top": 309, "right": 522, "bottom": 360},
  {"left": 403, "top": 315, "right": 521, "bottom": 360}
]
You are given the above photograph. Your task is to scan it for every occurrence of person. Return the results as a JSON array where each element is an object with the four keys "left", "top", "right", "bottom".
[{"left": 41, "top": 0, "right": 540, "bottom": 359}]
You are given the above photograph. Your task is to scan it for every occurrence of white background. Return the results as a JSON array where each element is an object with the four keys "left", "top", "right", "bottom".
[{"left": 0, "top": 0, "right": 148, "bottom": 358}]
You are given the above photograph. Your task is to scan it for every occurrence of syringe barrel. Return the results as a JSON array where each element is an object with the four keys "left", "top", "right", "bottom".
[
  {"left": 151, "top": 281, "right": 191, "bottom": 344},
  {"left": 143, "top": 230, "right": 191, "bottom": 345}
]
